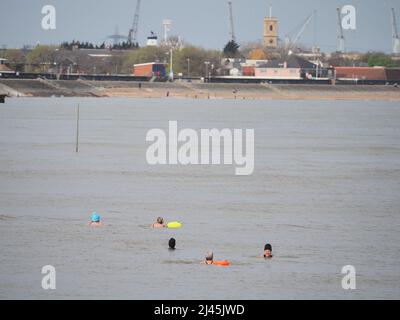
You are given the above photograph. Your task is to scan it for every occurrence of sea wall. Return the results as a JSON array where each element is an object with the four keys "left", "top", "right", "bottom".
[{"left": 1, "top": 79, "right": 399, "bottom": 100}]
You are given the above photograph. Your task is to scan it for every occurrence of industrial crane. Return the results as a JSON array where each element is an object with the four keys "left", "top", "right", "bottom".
[
  {"left": 391, "top": 8, "right": 400, "bottom": 54},
  {"left": 286, "top": 11, "right": 315, "bottom": 52},
  {"left": 107, "top": 25, "right": 128, "bottom": 45},
  {"left": 228, "top": 1, "right": 236, "bottom": 42},
  {"left": 128, "top": 0, "right": 141, "bottom": 45},
  {"left": 336, "top": 7, "right": 345, "bottom": 52}
]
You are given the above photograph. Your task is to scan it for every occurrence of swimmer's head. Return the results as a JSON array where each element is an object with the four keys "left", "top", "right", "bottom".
[
  {"left": 205, "top": 251, "right": 213, "bottom": 262},
  {"left": 91, "top": 211, "right": 100, "bottom": 222},
  {"left": 169, "top": 238, "right": 176, "bottom": 249},
  {"left": 264, "top": 243, "right": 272, "bottom": 257},
  {"left": 157, "top": 217, "right": 164, "bottom": 224}
]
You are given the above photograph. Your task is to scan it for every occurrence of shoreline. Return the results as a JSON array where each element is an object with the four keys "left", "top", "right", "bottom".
[{"left": 1, "top": 79, "right": 400, "bottom": 101}]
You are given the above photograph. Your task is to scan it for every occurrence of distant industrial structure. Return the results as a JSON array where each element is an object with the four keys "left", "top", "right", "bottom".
[
  {"left": 107, "top": 25, "right": 127, "bottom": 46},
  {"left": 391, "top": 8, "right": 400, "bottom": 54},
  {"left": 284, "top": 11, "right": 315, "bottom": 53},
  {"left": 162, "top": 19, "right": 172, "bottom": 44},
  {"left": 106, "top": 2, "right": 399, "bottom": 57},
  {"left": 228, "top": 1, "right": 236, "bottom": 42},
  {"left": 146, "top": 31, "right": 158, "bottom": 47},
  {"left": 336, "top": 7, "right": 345, "bottom": 53},
  {"left": 128, "top": 0, "right": 141, "bottom": 45}
]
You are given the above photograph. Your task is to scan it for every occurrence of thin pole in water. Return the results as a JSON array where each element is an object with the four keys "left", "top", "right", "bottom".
[{"left": 76, "top": 103, "right": 80, "bottom": 153}]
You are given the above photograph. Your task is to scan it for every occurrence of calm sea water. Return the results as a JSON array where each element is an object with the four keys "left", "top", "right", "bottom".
[{"left": 0, "top": 97, "right": 399, "bottom": 299}]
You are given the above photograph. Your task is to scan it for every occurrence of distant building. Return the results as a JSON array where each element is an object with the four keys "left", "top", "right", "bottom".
[
  {"left": 133, "top": 62, "right": 166, "bottom": 78},
  {"left": 57, "top": 58, "right": 78, "bottom": 75},
  {"left": 220, "top": 58, "right": 245, "bottom": 76},
  {"left": 255, "top": 67, "right": 301, "bottom": 79},
  {"left": 248, "top": 55, "right": 333, "bottom": 80},
  {"left": 242, "top": 66, "right": 256, "bottom": 76},
  {"left": 146, "top": 32, "right": 158, "bottom": 47},
  {"left": 256, "top": 55, "right": 321, "bottom": 79},
  {"left": 385, "top": 68, "right": 400, "bottom": 82},
  {"left": 241, "top": 60, "right": 270, "bottom": 77},
  {"left": 0, "top": 58, "right": 15, "bottom": 74},
  {"left": 263, "top": 17, "right": 278, "bottom": 48},
  {"left": 335, "top": 67, "right": 393, "bottom": 83}
]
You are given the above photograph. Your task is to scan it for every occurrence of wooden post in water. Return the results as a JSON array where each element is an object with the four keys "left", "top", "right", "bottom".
[{"left": 75, "top": 103, "right": 80, "bottom": 153}]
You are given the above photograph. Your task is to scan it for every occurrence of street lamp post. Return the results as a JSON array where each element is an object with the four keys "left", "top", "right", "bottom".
[
  {"left": 169, "top": 48, "right": 174, "bottom": 81},
  {"left": 187, "top": 58, "right": 190, "bottom": 78},
  {"left": 204, "top": 61, "right": 210, "bottom": 83}
]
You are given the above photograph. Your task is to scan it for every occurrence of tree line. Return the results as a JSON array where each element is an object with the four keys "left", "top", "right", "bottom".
[
  {"left": 2, "top": 39, "right": 399, "bottom": 74},
  {"left": 60, "top": 40, "right": 139, "bottom": 50}
]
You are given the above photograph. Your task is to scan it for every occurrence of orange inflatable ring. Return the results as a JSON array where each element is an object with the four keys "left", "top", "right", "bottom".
[{"left": 213, "top": 260, "right": 231, "bottom": 266}]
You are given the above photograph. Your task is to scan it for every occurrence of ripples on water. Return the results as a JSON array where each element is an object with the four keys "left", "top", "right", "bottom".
[{"left": 0, "top": 98, "right": 399, "bottom": 299}]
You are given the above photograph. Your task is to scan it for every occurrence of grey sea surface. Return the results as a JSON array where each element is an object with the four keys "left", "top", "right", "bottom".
[{"left": 0, "top": 97, "right": 399, "bottom": 299}]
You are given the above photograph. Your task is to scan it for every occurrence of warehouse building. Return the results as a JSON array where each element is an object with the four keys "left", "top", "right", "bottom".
[
  {"left": 133, "top": 62, "right": 167, "bottom": 79},
  {"left": 255, "top": 55, "right": 329, "bottom": 80},
  {"left": 335, "top": 67, "right": 400, "bottom": 84}
]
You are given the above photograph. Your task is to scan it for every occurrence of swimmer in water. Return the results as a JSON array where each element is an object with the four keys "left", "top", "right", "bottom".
[
  {"left": 201, "top": 251, "right": 214, "bottom": 265},
  {"left": 168, "top": 238, "right": 176, "bottom": 250},
  {"left": 89, "top": 211, "right": 103, "bottom": 227},
  {"left": 152, "top": 217, "right": 166, "bottom": 228},
  {"left": 263, "top": 243, "right": 273, "bottom": 258}
]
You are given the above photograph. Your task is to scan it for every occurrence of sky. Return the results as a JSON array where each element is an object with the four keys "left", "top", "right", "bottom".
[{"left": 0, "top": 0, "right": 399, "bottom": 53}]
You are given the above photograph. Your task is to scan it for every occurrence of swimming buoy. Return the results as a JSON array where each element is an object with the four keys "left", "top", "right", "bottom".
[
  {"left": 213, "top": 260, "right": 230, "bottom": 266},
  {"left": 167, "top": 221, "right": 182, "bottom": 229}
]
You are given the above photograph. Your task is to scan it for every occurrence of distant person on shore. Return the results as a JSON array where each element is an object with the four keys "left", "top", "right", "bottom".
[
  {"left": 89, "top": 211, "right": 103, "bottom": 227},
  {"left": 263, "top": 243, "right": 273, "bottom": 258},
  {"left": 168, "top": 238, "right": 176, "bottom": 250},
  {"left": 152, "top": 217, "right": 166, "bottom": 228},
  {"left": 201, "top": 251, "right": 214, "bottom": 265}
]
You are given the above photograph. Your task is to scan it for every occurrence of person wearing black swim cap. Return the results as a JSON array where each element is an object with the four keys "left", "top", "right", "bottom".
[
  {"left": 263, "top": 244, "right": 273, "bottom": 258},
  {"left": 168, "top": 238, "right": 176, "bottom": 250}
]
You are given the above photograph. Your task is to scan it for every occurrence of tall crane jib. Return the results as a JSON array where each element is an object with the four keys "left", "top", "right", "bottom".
[
  {"left": 284, "top": 11, "right": 315, "bottom": 53},
  {"left": 128, "top": 0, "right": 142, "bottom": 45},
  {"left": 290, "top": 11, "right": 314, "bottom": 50},
  {"left": 391, "top": 8, "right": 400, "bottom": 54},
  {"left": 228, "top": 1, "right": 236, "bottom": 42}
]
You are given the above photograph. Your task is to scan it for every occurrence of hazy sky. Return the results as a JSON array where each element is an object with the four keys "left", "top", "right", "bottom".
[{"left": 0, "top": 0, "right": 399, "bottom": 52}]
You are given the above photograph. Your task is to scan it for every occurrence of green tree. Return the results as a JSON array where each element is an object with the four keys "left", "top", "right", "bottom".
[
  {"left": 25, "top": 45, "right": 58, "bottom": 72},
  {"left": 173, "top": 46, "right": 221, "bottom": 77},
  {"left": 3, "top": 49, "right": 26, "bottom": 71},
  {"left": 363, "top": 52, "right": 395, "bottom": 67}
]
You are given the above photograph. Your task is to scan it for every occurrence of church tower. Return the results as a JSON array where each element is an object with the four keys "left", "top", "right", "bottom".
[{"left": 263, "top": 7, "right": 278, "bottom": 48}]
